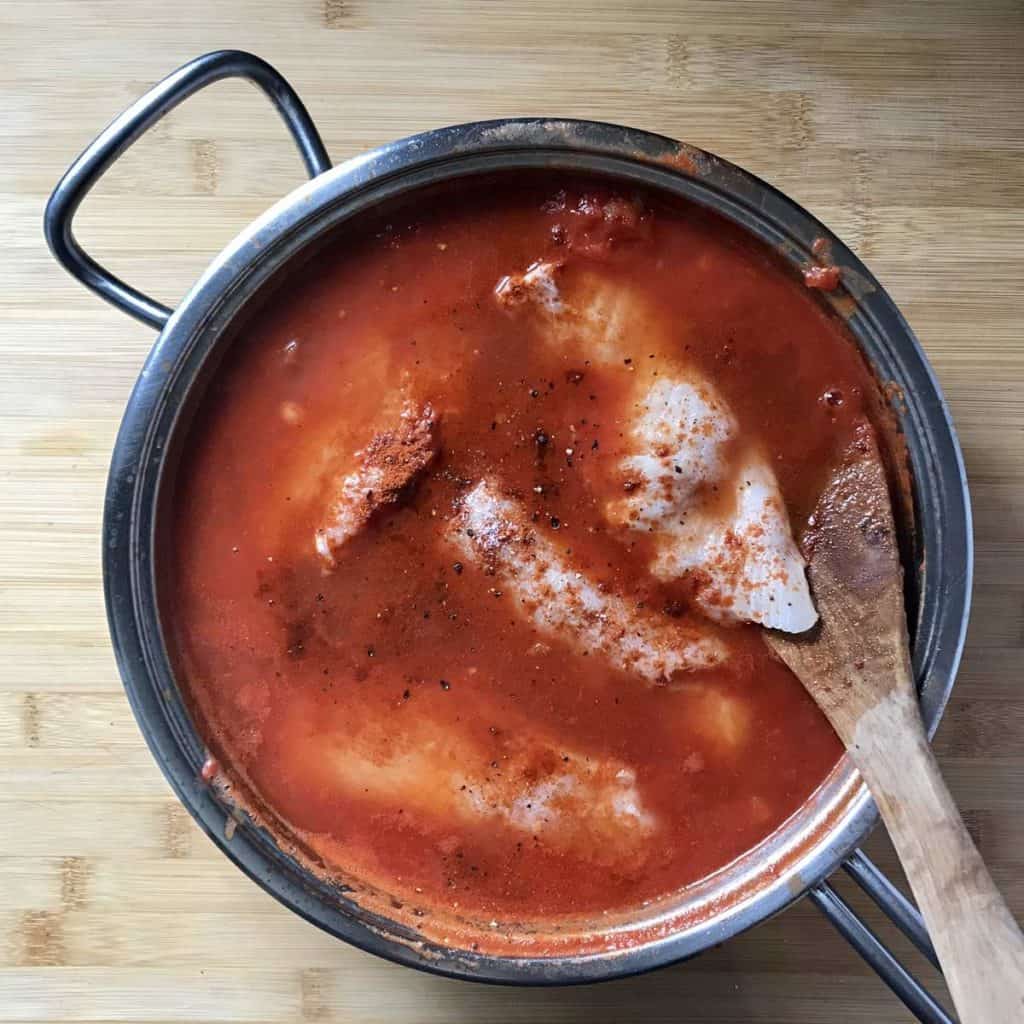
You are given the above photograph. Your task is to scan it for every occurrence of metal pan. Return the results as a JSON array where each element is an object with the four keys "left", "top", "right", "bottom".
[{"left": 45, "top": 51, "right": 971, "bottom": 1024}]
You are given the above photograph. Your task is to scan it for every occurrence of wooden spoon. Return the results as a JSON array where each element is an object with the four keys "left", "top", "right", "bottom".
[{"left": 765, "top": 424, "right": 1024, "bottom": 1023}]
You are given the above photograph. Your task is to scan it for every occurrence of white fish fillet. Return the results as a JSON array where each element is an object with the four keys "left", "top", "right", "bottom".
[
  {"left": 315, "top": 401, "right": 438, "bottom": 566},
  {"left": 610, "top": 377, "right": 818, "bottom": 631},
  {"left": 314, "top": 709, "right": 656, "bottom": 855},
  {"left": 495, "top": 261, "right": 634, "bottom": 362},
  {"left": 494, "top": 262, "right": 816, "bottom": 632},
  {"left": 447, "top": 479, "right": 727, "bottom": 681},
  {"left": 606, "top": 376, "right": 735, "bottom": 523}
]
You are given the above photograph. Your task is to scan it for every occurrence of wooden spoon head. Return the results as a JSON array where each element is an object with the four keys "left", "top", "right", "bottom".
[{"left": 765, "top": 421, "right": 914, "bottom": 743}]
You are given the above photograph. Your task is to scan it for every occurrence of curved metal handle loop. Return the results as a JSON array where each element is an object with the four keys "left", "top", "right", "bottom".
[
  {"left": 43, "top": 50, "right": 332, "bottom": 330},
  {"left": 812, "top": 850, "right": 955, "bottom": 1023}
]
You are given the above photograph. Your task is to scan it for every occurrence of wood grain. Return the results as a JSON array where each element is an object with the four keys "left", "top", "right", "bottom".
[{"left": 1, "top": 2, "right": 1022, "bottom": 1021}]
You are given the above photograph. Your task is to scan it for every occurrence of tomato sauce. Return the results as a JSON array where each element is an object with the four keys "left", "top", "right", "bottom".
[{"left": 164, "top": 175, "right": 883, "bottom": 951}]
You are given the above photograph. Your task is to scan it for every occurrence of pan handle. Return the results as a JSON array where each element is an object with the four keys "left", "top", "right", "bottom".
[
  {"left": 43, "top": 50, "right": 331, "bottom": 330},
  {"left": 811, "top": 850, "right": 955, "bottom": 1023}
]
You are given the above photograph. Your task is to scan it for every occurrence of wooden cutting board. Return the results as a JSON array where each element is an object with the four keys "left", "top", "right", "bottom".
[{"left": 2, "top": 2, "right": 1022, "bottom": 1021}]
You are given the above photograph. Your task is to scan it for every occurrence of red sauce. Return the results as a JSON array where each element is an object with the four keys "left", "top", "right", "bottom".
[
  {"left": 803, "top": 264, "right": 842, "bottom": 291},
  {"left": 165, "top": 176, "right": 883, "bottom": 952}
]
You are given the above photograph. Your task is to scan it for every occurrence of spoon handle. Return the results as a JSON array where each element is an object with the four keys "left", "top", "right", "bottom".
[{"left": 849, "top": 686, "right": 1024, "bottom": 1023}]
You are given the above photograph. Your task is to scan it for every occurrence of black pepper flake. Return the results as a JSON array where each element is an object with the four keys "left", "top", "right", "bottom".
[
  {"left": 402, "top": 689, "right": 411, "bottom": 700},
  {"left": 452, "top": 562, "right": 464, "bottom": 575},
  {"left": 591, "top": 439, "right": 599, "bottom": 450},
  {"left": 674, "top": 465, "right": 683, "bottom": 474},
  {"left": 623, "top": 357, "right": 632, "bottom": 365},
  {"left": 535, "top": 430, "right": 549, "bottom": 447},
  {"left": 440, "top": 679, "right": 451, "bottom": 690},
  {"left": 550, "top": 516, "right": 561, "bottom": 529},
  {"left": 529, "top": 388, "right": 539, "bottom": 398},
  {"left": 367, "top": 646, "right": 375, "bottom": 658},
  {"left": 566, "top": 369, "right": 585, "bottom": 384}
]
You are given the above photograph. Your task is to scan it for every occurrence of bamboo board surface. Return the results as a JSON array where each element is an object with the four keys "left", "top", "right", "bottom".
[{"left": 1, "top": 2, "right": 1022, "bottom": 1021}]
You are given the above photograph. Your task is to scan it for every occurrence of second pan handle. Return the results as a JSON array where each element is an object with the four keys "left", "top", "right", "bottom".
[
  {"left": 811, "top": 849, "right": 954, "bottom": 1023},
  {"left": 43, "top": 50, "right": 332, "bottom": 330}
]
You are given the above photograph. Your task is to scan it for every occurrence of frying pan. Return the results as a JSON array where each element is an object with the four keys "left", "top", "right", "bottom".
[{"left": 45, "top": 51, "right": 971, "bottom": 1023}]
